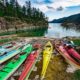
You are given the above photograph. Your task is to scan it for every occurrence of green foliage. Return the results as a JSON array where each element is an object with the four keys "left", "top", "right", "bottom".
[
  {"left": 0, "top": 0, "right": 48, "bottom": 26},
  {"left": 73, "top": 70, "right": 80, "bottom": 80},
  {"left": 73, "top": 39, "right": 80, "bottom": 46}
]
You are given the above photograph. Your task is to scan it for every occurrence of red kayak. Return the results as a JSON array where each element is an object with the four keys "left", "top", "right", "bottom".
[
  {"left": 65, "top": 46, "right": 80, "bottom": 59},
  {"left": 18, "top": 50, "right": 40, "bottom": 80},
  {"left": 55, "top": 44, "right": 80, "bottom": 68}
]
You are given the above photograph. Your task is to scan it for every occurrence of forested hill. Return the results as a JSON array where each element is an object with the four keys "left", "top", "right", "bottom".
[
  {"left": 0, "top": 0, "right": 48, "bottom": 30},
  {"left": 50, "top": 13, "right": 80, "bottom": 24}
]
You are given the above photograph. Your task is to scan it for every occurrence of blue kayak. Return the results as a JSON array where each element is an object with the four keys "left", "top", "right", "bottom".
[
  {"left": 0, "top": 49, "right": 20, "bottom": 64},
  {"left": 0, "top": 42, "right": 21, "bottom": 56},
  {"left": 0, "top": 44, "right": 31, "bottom": 64}
]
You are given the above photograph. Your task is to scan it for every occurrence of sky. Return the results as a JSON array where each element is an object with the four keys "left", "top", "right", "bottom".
[{"left": 18, "top": 0, "right": 80, "bottom": 21}]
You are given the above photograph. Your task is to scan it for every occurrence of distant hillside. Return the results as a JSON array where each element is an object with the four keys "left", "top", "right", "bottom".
[
  {"left": 49, "top": 17, "right": 66, "bottom": 23},
  {"left": 50, "top": 13, "right": 80, "bottom": 24}
]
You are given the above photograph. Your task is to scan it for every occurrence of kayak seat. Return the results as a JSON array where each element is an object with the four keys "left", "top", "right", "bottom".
[
  {"left": 46, "top": 45, "right": 51, "bottom": 51},
  {"left": 4, "top": 52, "right": 7, "bottom": 55},
  {"left": 46, "top": 45, "right": 51, "bottom": 47}
]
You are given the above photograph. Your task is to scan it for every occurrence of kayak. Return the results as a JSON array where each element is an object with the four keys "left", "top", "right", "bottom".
[
  {"left": 18, "top": 49, "right": 40, "bottom": 80},
  {"left": 0, "top": 42, "right": 21, "bottom": 56},
  {"left": 0, "top": 42, "right": 13, "bottom": 55},
  {"left": 0, "top": 41, "right": 17, "bottom": 49},
  {"left": 41, "top": 41, "right": 53, "bottom": 79},
  {"left": 65, "top": 45, "right": 80, "bottom": 59},
  {"left": 1, "top": 42, "right": 14, "bottom": 48},
  {"left": 55, "top": 44, "right": 80, "bottom": 69},
  {"left": 0, "top": 44, "right": 32, "bottom": 80},
  {"left": 0, "top": 44, "right": 31, "bottom": 64},
  {"left": 61, "top": 40, "right": 80, "bottom": 60}
]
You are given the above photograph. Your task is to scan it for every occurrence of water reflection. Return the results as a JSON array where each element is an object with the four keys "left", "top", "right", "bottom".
[
  {"left": 0, "top": 27, "right": 48, "bottom": 37},
  {"left": 18, "top": 27, "right": 48, "bottom": 37},
  {"left": 45, "top": 23, "right": 80, "bottom": 38},
  {"left": 0, "top": 23, "right": 80, "bottom": 38},
  {"left": 61, "top": 24, "right": 80, "bottom": 32}
]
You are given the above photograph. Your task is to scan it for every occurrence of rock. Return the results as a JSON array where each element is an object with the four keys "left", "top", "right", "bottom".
[
  {"left": 10, "top": 77, "right": 15, "bottom": 80},
  {"left": 66, "top": 65, "right": 78, "bottom": 73},
  {"left": 34, "top": 75, "right": 39, "bottom": 79},
  {"left": 33, "top": 66, "right": 37, "bottom": 71},
  {"left": 37, "top": 55, "right": 42, "bottom": 62},
  {"left": 13, "top": 72, "right": 21, "bottom": 76},
  {"left": 0, "top": 65, "right": 4, "bottom": 70}
]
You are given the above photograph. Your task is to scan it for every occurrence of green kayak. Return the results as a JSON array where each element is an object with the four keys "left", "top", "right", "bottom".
[{"left": 0, "top": 44, "right": 32, "bottom": 80}]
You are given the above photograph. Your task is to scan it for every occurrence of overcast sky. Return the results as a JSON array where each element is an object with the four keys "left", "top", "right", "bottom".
[{"left": 18, "top": 0, "right": 80, "bottom": 21}]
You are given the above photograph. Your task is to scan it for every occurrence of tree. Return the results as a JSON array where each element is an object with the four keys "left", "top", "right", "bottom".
[
  {"left": 26, "top": 1, "right": 31, "bottom": 17},
  {"left": 22, "top": 5, "right": 26, "bottom": 17},
  {"left": 0, "top": 0, "right": 48, "bottom": 31}
]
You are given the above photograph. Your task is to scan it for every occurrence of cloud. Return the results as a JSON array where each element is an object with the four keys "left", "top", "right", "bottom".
[
  {"left": 18, "top": 0, "right": 80, "bottom": 20},
  {"left": 32, "top": 3, "right": 49, "bottom": 13},
  {"left": 56, "top": 6, "right": 64, "bottom": 11},
  {"left": 47, "top": 6, "right": 55, "bottom": 10},
  {"left": 49, "top": 0, "right": 80, "bottom": 9},
  {"left": 31, "top": 0, "right": 80, "bottom": 13},
  {"left": 17, "top": 0, "right": 27, "bottom": 6},
  {"left": 18, "top": 0, "right": 80, "bottom": 12}
]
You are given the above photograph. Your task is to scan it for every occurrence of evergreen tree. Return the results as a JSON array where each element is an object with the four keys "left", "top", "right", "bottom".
[{"left": 0, "top": 0, "right": 48, "bottom": 30}]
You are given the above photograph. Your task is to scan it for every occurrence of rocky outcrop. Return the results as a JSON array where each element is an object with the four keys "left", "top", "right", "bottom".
[{"left": 0, "top": 17, "right": 31, "bottom": 32}]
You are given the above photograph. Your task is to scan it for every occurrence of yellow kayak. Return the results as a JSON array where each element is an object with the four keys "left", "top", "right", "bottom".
[{"left": 41, "top": 41, "right": 53, "bottom": 79}]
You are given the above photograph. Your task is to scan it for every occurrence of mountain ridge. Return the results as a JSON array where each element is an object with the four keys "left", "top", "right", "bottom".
[{"left": 50, "top": 13, "right": 80, "bottom": 24}]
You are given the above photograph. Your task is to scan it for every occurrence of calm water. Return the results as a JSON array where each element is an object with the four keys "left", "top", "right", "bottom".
[
  {"left": 1, "top": 23, "right": 80, "bottom": 38},
  {"left": 45, "top": 23, "right": 80, "bottom": 38}
]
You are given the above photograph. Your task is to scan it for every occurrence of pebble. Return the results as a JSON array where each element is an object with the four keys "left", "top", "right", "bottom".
[
  {"left": 10, "top": 77, "right": 15, "bottom": 80},
  {"left": 66, "top": 64, "right": 78, "bottom": 73},
  {"left": 13, "top": 72, "right": 21, "bottom": 76},
  {"left": 33, "top": 66, "right": 37, "bottom": 71},
  {"left": 34, "top": 75, "right": 39, "bottom": 79}
]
